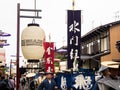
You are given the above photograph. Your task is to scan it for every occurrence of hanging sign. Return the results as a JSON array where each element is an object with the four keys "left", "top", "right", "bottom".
[
  {"left": 56, "top": 71, "right": 95, "bottom": 90},
  {"left": 71, "top": 73, "right": 95, "bottom": 90},
  {"left": 67, "top": 10, "right": 82, "bottom": 69},
  {"left": 44, "top": 42, "right": 54, "bottom": 73}
]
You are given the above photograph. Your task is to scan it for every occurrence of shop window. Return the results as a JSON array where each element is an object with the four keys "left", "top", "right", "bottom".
[
  {"left": 93, "top": 40, "right": 100, "bottom": 54},
  {"left": 101, "top": 36, "right": 109, "bottom": 52}
]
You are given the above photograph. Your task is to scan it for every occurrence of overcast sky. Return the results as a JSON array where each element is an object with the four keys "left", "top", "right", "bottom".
[{"left": 0, "top": 0, "right": 120, "bottom": 66}]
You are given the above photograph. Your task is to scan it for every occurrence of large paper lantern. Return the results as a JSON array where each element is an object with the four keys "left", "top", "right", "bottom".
[{"left": 21, "top": 23, "right": 45, "bottom": 62}]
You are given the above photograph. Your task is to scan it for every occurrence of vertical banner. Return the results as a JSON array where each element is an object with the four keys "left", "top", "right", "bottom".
[
  {"left": 67, "top": 10, "right": 81, "bottom": 69},
  {"left": 44, "top": 42, "right": 54, "bottom": 73}
]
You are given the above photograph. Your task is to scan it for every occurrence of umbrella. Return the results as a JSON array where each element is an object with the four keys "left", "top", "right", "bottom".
[
  {"left": 107, "top": 64, "right": 119, "bottom": 68},
  {"left": 101, "top": 61, "right": 118, "bottom": 66},
  {"left": 34, "top": 73, "right": 40, "bottom": 79},
  {"left": 0, "top": 32, "right": 11, "bottom": 37},
  {"left": 0, "top": 43, "right": 10, "bottom": 46},
  {"left": 26, "top": 73, "right": 36, "bottom": 77},
  {"left": 56, "top": 49, "right": 67, "bottom": 53},
  {"left": 101, "top": 61, "right": 119, "bottom": 68},
  {"left": 54, "top": 58, "right": 61, "bottom": 62}
]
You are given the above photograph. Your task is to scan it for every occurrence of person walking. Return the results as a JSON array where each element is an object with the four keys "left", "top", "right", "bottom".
[
  {"left": 92, "top": 65, "right": 111, "bottom": 90},
  {"left": 103, "top": 66, "right": 120, "bottom": 90},
  {"left": 29, "top": 76, "right": 36, "bottom": 90},
  {"left": 38, "top": 72, "right": 58, "bottom": 90},
  {"left": 9, "top": 76, "right": 15, "bottom": 90},
  {"left": 0, "top": 75, "right": 10, "bottom": 90},
  {"left": 37, "top": 72, "right": 46, "bottom": 86},
  {"left": 93, "top": 64, "right": 120, "bottom": 90},
  {"left": 20, "top": 75, "right": 26, "bottom": 90}
]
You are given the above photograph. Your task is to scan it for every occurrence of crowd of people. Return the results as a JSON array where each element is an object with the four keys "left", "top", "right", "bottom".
[
  {"left": 0, "top": 69, "right": 59, "bottom": 90},
  {"left": 0, "top": 63, "right": 120, "bottom": 90},
  {"left": 20, "top": 72, "right": 58, "bottom": 90},
  {"left": 32, "top": 65, "right": 120, "bottom": 90},
  {"left": 0, "top": 74, "right": 15, "bottom": 90}
]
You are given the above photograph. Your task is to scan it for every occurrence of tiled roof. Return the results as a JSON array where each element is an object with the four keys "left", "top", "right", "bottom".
[{"left": 81, "top": 20, "right": 120, "bottom": 40}]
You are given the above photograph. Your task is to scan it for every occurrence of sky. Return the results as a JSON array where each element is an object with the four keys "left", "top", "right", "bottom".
[{"left": 0, "top": 0, "right": 120, "bottom": 66}]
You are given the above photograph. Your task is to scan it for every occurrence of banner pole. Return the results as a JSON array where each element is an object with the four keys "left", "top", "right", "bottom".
[{"left": 72, "top": 0, "right": 75, "bottom": 11}]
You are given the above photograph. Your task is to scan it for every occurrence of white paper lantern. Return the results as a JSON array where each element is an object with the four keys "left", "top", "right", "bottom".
[{"left": 21, "top": 23, "right": 45, "bottom": 61}]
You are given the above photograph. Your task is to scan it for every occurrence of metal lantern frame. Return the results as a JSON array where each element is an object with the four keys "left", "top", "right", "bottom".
[{"left": 16, "top": 3, "right": 42, "bottom": 90}]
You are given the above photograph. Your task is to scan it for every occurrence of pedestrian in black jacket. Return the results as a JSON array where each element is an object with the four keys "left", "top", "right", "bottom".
[
  {"left": 38, "top": 72, "right": 58, "bottom": 90},
  {"left": 30, "top": 77, "right": 36, "bottom": 90}
]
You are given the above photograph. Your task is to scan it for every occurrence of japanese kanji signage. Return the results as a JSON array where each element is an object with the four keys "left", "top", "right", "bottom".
[
  {"left": 67, "top": 10, "right": 81, "bottom": 69},
  {"left": 44, "top": 42, "right": 54, "bottom": 73},
  {"left": 56, "top": 71, "right": 95, "bottom": 90},
  {"left": 71, "top": 74, "right": 93, "bottom": 90}
]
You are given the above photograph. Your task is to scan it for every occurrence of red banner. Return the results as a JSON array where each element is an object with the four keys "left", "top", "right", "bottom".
[{"left": 44, "top": 42, "right": 54, "bottom": 73}]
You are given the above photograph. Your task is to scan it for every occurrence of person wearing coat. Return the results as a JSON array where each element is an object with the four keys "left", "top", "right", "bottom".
[
  {"left": 92, "top": 65, "right": 119, "bottom": 90},
  {"left": 92, "top": 65, "right": 110, "bottom": 90},
  {"left": 29, "top": 76, "right": 36, "bottom": 90},
  {"left": 38, "top": 72, "right": 58, "bottom": 90}
]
